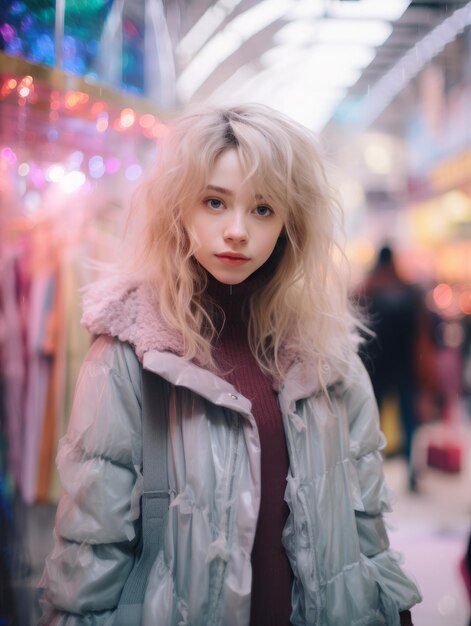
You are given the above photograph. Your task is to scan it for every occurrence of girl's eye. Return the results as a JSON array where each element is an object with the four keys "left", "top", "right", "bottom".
[
  {"left": 255, "top": 205, "right": 272, "bottom": 217},
  {"left": 207, "top": 198, "right": 223, "bottom": 210}
]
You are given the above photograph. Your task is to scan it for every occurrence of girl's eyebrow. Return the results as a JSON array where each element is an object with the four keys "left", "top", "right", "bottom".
[
  {"left": 205, "top": 184, "right": 266, "bottom": 202},
  {"left": 205, "top": 184, "right": 232, "bottom": 196}
]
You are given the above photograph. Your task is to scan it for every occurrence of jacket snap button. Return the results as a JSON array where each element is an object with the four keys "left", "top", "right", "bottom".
[{"left": 228, "top": 393, "right": 238, "bottom": 400}]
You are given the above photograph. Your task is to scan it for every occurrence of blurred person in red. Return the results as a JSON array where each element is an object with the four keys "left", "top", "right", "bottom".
[
  {"left": 357, "top": 244, "right": 423, "bottom": 492},
  {"left": 459, "top": 532, "right": 471, "bottom": 626}
]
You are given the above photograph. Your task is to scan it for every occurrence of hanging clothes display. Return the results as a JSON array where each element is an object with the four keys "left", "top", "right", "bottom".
[
  {"left": 21, "top": 269, "right": 56, "bottom": 504},
  {"left": 0, "top": 210, "right": 128, "bottom": 505},
  {"left": 1, "top": 244, "right": 30, "bottom": 492}
]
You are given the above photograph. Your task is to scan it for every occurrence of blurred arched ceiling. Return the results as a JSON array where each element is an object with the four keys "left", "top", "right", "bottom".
[{"left": 172, "top": 0, "right": 471, "bottom": 131}]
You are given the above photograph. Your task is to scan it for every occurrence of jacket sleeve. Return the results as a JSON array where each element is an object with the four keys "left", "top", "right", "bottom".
[
  {"left": 38, "top": 336, "right": 144, "bottom": 625},
  {"left": 345, "top": 354, "right": 422, "bottom": 622}
]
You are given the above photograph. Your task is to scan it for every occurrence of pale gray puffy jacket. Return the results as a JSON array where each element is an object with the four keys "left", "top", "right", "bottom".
[{"left": 39, "top": 279, "right": 421, "bottom": 626}]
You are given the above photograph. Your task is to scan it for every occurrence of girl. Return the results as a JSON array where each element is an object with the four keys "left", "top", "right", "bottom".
[{"left": 39, "top": 104, "right": 421, "bottom": 625}]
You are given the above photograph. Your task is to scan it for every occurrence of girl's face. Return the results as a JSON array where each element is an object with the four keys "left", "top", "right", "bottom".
[{"left": 184, "top": 149, "right": 284, "bottom": 285}]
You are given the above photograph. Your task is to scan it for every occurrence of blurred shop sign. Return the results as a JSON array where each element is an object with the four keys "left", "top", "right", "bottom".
[
  {"left": 408, "top": 189, "right": 471, "bottom": 249},
  {"left": 430, "top": 150, "right": 471, "bottom": 193},
  {"left": 407, "top": 81, "right": 471, "bottom": 177}
]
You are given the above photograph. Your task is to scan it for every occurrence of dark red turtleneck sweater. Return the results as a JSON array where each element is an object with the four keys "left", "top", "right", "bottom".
[
  {"left": 204, "top": 275, "right": 414, "bottom": 626},
  {"left": 206, "top": 276, "right": 293, "bottom": 625}
]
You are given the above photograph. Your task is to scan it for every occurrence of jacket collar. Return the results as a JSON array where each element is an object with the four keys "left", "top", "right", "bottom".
[
  {"left": 81, "top": 277, "right": 341, "bottom": 402},
  {"left": 143, "top": 350, "right": 254, "bottom": 417}
]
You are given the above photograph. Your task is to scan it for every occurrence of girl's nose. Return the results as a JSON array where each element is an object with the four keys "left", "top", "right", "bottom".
[{"left": 223, "top": 212, "right": 248, "bottom": 243}]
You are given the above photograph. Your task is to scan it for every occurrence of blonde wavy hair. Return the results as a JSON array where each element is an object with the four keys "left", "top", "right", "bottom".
[{"left": 124, "top": 103, "right": 359, "bottom": 383}]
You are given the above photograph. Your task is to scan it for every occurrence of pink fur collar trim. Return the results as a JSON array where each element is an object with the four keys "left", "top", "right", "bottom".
[{"left": 81, "top": 277, "right": 185, "bottom": 362}]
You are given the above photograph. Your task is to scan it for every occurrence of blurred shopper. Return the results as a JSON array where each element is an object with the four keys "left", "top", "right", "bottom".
[
  {"left": 460, "top": 531, "right": 471, "bottom": 626},
  {"left": 462, "top": 312, "right": 471, "bottom": 415},
  {"left": 358, "top": 244, "right": 423, "bottom": 492}
]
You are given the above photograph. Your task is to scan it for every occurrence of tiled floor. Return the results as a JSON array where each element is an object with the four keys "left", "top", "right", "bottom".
[
  {"left": 383, "top": 416, "right": 471, "bottom": 626},
  {"left": 8, "top": 415, "right": 471, "bottom": 626}
]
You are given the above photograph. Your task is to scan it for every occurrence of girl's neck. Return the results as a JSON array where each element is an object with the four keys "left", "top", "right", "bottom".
[{"left": 204, "top": 271, "right": 264, "bottom": 324}]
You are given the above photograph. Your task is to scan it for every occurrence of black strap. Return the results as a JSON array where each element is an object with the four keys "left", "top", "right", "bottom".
[{"left": 114, "top": 370, "right": 169, "bottom": 626}]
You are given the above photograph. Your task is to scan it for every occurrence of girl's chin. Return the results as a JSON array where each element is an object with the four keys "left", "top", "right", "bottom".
[{"left": 211, "top": 274, "right": 246, "bottom": 285}]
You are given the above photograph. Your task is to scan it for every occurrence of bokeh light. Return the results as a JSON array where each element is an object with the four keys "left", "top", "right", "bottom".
[
  {"left": 433, "top": 283, "right": 453, "bottom": 310},
  {"left": 89, "top": 155, "right": 105, "bottom": 178},
  {"left": 125, "top": 163, "right": 142, "bottom": 181},
  {"left": 18, "top": 162, "right": 30, "bottom": 176},
  {"left": 119, "top": 108, "right": 136, "bottom": 129},
  {"left": 459, "top": 291, "right": 471, "bottom": 315},
  {"left": 139, "top": 114, "right": 155, "bottom": 128},
  {"left": 60, "top": 170, "right": 86, "bottom": 193},
  {"left": 46, "top": 164, "right": 65, "bottom": 183},
  {"left": 96, "top": 112, "right": 109, "bottom": 132},
  {"left": 105, "top": 157, "right": 121, "bottom": 174},
  {"left": 1, "top": 147, "right": 18, "bottom": 165}
]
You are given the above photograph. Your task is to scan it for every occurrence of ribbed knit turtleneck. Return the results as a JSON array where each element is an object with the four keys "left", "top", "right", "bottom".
[{"left": 204, "top": 272, "right": 293, "bottom": 626}]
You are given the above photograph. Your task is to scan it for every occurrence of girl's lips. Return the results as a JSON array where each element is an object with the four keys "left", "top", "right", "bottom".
[{"left": 215, "top": 253, "right": 250, "bottom": 266}]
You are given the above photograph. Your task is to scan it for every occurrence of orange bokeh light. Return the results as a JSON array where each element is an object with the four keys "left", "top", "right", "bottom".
[
  {"left": 91, "top": 101, "right": 107, "bottom": 117},
  {"left": 16, "top": 75, "right": 34, "bottom": 99},
  {"left": 65, "top": 91, "right": 89, "bottom": 109},
  {"left": 433, "top": 283, "right": 453, "bottom": 309},
  {"left": 1, "top": 78, "right": 18, "bottom": 96},
  {"left": 139, "top": 114, "right": 155, "bottom": 128},
  {"left": 459, "top": 291, "right": 471, "bottom": 315},
  {"left": 119, "top": 108, "right": 136, "bottom": 128}
]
